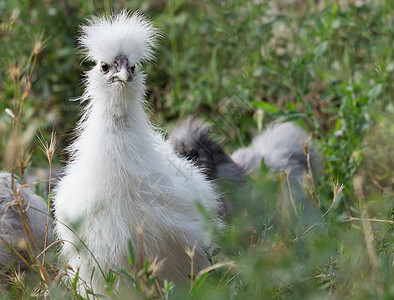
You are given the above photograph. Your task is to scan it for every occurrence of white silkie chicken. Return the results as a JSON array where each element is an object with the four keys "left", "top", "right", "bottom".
[{"left": 53, "top": 11, "right": 220, "bottom": 293}]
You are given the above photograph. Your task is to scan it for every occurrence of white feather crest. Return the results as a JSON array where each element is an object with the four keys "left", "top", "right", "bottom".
[{"left": 79, "top": 10, "right": 159, "bottom": 65}]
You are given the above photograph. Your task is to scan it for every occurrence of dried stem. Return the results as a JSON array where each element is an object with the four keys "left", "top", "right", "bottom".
[
  {"left": 344, "top": 216, "right": 394, "bottom": 224},
  {"left": 285, "top": 170, "right": 297, "bottom": 214},
  {"left": 186, "top": 242, "right": 197, "bottom": 293},
  {"left": 293, "top": 181, "right": 344, "bottom": 242},
  {"left": 303, "top": 140, "right": 319, "bottom": 208},
  {"left": 36, "top": 128, "right": 56, "bottom": 266},
  {"left": 194, "top": 261, "right": 236, "bottom": 282}
]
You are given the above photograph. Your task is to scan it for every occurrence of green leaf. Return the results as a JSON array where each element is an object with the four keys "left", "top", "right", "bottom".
[
  {"left": 313, "top": 41, "right": 328, "bottom": 58},
  {"left": 367, "top": 84, "right": 382, "bottom": 100},
  {"left": 272, "top": 111, "right": 306, "bottom": 119},
  {"left": 286, "top": 101, "right": 297, "bottom": 111},
  {"left": 193, "top": 272, "right": 209, "bottom": 290},
  {"left": 252, "top": 101, "right": 281, "bottom": 114},
  {"left": 117, "top": 269, "right": 136, "bottom": 285},
  {"left": 128, "top": 239, "right": 135, "bottom": 266},
  {"left": 72, "top": 270, "right": 79, "bottom": 291}
]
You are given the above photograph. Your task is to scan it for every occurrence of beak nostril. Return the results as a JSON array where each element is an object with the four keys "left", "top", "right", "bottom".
[
  {"left": 109, "top": 54, "right": 132, "bottom": 84},
  {"left": 114, "top": 54, "right": 129, "bottom": 71}
]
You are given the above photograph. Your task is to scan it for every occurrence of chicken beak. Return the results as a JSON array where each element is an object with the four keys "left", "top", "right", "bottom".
[
  {"left": 109, "top": 67, "right": 131, "bottom": 83},
  {"left": 109, "top": 54, "right": 132, "bottom": 83}
]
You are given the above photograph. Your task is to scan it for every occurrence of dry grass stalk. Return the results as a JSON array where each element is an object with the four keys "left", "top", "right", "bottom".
[
  {"left": 9, "top": 62, "right": 21, "bottom": 85},
  {"left": 36, "top": 128, "right": 56, "bottom": 267},
  {"left": 285, "top": 170, "right": 297, "bottom": 214},
  {"left": 303, "top": 139, "right": 319, "bottom": 208},
  {"left": 14, "top": 185, "right": 52, "bottom": 283},
  {"left": 6, "top": 270, "right": 26, "bottom": 298},
  {"left": 293, "top": 181, "right": 343, "bottom": 242},
  {"left": 277, "top": 173, "right": 292, "bottom": 232},
  {"left": 132, "top": 226, "right": 164, "bottom": 298},
  {"left": 17, "top": 151, "right": 32, "bottom": 181},
  {"left": 2, "top": 30, "right": 55, "bottom": 293},
  {"left": 194, "top": 261, "right": 236, "bottom": 282},
  {"left": 186, "top": 242, "right": 197, "bottom": 293},
  {"left": 345, "top": 216, "right": 394, "bottom": 224},
  {"left": 352, "top": 175, "right": 384, "bottom": 295},
  {"left": 359, "top": 204, "right": 384, "bottom": 295}
]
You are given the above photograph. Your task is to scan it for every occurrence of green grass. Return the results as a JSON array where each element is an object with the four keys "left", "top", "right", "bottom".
[{"left": 0, "top": 0, "right": 393, "bottom": 299}]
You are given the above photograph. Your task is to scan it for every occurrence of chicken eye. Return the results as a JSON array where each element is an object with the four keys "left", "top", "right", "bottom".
[
  {"left": 100, "top": 62, "right": 109, "bottom": 74},
  {"left": 130, "top": 66, "right": 135, "bottom": 74}
]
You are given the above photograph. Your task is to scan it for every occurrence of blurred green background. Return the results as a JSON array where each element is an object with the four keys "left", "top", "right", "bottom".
[{"left": 0, "top": 0, "right": 393, "bottom": 299}]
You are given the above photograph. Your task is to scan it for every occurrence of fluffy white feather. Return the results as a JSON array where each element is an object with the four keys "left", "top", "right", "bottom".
[
  {"left": 79, "top": 11, "right": 158, "bottom": 65},
  {"left": 54, "top": 11, "right": 219, "bottom": 294}
]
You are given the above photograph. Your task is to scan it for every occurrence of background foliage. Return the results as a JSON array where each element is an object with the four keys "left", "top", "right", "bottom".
[{"left": 0, "top": 0, "right": 393, "bottom": 299}]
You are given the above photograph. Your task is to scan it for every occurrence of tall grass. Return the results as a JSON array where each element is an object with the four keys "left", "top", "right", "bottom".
[{"left": 0, "top": 0, "right": 393, "bottom": 299}]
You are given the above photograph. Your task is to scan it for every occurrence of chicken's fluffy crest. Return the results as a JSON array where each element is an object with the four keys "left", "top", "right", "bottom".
[{"left": 79, "top": 10, "right": 159, "bottom": 65}]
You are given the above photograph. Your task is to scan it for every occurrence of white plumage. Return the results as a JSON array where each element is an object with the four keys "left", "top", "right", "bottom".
[{"left": 53, "top": 11, "right": 219, "bottom": 293}]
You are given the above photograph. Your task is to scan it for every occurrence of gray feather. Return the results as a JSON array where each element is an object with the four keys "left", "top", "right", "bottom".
[
  {"left": 0, "top": 172, "right": 53, "bottom": 271},
  {"left": 170, "top": 117, "right": 246, "bottom": 184},
  {"left": 171, "top": 119, "right": 322, "bottom": 217},
  {"left": 232, "top": 122, "right": 321, "bottom": 212}
]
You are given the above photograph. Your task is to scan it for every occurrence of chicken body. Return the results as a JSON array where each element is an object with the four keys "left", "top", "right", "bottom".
[{"left": 54, "top": 11, "right": 219, "bottom": 294}]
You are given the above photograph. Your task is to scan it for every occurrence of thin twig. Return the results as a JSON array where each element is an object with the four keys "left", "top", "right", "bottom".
[
  {"left": 293, "top": 181, "right": 344, "bottom": 242},
  {"left": 187, "top": 242, "right": 197, "bottom": 293},
  {"left": 194, "top": 261, "right": 236, "bottom": 282},
  {"left": 285, "top": 170, "right": 297, "bottom": 214},
  {"left": 274, "top": 274, "right": 324, "bottom": 297},
  {"left": 36, "top": 128, "right": 56, "bottom": 267},
  {"left": 344, "top": 216, "right": 394, "bottom": 224},
  {"left": 303, "top": 140, "right": 319, "bottom": 208}
]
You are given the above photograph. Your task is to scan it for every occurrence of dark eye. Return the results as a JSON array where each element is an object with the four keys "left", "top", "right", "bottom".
[
  {"left": 100, "top": 62, "right": 109, "bottom": 74},
  {"left": 130, "top": 66, "right": 135, "bottom": 74}
]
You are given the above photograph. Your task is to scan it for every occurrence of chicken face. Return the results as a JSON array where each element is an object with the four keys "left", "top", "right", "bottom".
[{"left": 100, "top": 54, "right": 135, "bottom": 84}]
